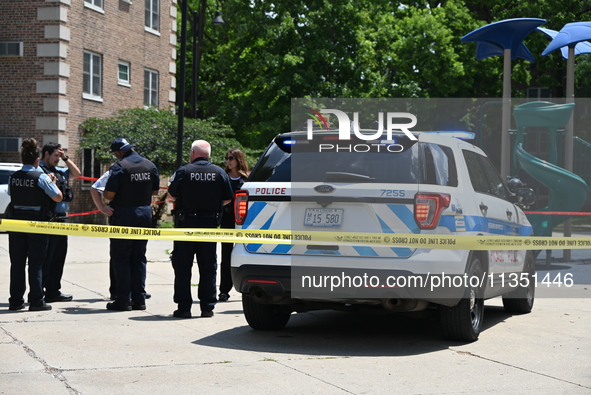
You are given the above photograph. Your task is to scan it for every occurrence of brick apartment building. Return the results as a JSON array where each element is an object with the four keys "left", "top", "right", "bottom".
[{"left": 0, "top": 0, "right": 177, "bottom": 221}]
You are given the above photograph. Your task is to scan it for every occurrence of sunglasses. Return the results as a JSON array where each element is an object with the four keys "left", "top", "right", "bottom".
[{"left": 226, "top": 156, "right": 235, "bottom": 161}]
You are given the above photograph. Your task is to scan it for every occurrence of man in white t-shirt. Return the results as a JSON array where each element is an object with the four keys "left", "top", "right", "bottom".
[
  {"left": 90, "top": 171, "right": 115, "bottom": 298},
  {"left": 90, "top": 170, "right": 153, "bottom": 301}
]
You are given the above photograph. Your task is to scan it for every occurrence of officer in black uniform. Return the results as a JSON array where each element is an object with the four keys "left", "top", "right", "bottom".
[
  {"left": 103, "top": 138, "right": 160, "bottom": 311},
  {"left": 168, "top": 140, "right": 233, "bottom": 318},
  {"left": 7, "top": 138, "right": 63, "bottom": 311},
  {"left": 40, "top": 142, "right": 80, "bottom": 303}
]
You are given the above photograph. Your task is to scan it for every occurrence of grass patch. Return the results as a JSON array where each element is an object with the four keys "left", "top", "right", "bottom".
[{"left": 158, "top": 221, "right": 174, "bottom": 229}]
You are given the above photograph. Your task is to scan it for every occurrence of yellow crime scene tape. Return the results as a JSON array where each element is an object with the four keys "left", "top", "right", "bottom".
[{"left": 1, "top": 218, "right": 591, "bottom": 250}]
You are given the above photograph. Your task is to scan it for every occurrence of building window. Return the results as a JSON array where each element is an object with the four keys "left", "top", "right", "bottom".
[
  {"left": 84, "top": 0, "right": 104, "bottom": 12},
  {"left": 118, "top": 61, "right": 131, "bottom": 86},
  {"left": 81, "top": 148, "right": 103, "bottom": 189},
  {"left": 0, "top": 42, "right": 23, "bottom": 57},
  {"left": 145, "top": 0, "right": 160, "bottom": 32},
  {"left": 0, "top": 137, "right": 22, "bottom": 152},
  {"left": 83, "top": 50, "right": 102, "bottom": 101},
  {"left": 144, "top": 69, "right": 159, "bottom": 107}
]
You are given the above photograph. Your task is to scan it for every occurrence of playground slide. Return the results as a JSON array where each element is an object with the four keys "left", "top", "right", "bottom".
[{"left": 515, "top": 143, "right": 590, "bottom": 236}]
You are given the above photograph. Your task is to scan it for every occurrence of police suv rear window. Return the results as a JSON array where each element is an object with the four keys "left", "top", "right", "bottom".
[
  {"left": 0, "top": 170, "right": 15, "bottom": 185},
  {"left": 249, "top": 134, "right": 457, "bottom": 186}
]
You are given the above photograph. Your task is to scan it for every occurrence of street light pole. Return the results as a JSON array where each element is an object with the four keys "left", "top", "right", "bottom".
[
  {"left": 176, "top": 0, "right": 189, "bottom": 169},
  {"left": 177, "top": 4, "right": 225, "bottom": 167},
  {"left": 191, "top": 10, "right": 199, "bottom": 119},
  {"left": 191, "top": 10, "right": 225, "bottom": 119}
]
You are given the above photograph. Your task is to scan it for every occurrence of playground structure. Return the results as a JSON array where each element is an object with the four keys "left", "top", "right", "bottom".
[
  {"left": 511, "top": 101, "right": 590, "bottom": 239},
  {"left": 463, "top": 18, "right": 591, "bottom": 261}
]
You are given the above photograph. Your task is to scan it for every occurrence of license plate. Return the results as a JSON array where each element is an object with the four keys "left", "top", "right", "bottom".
[{"left": 304, "top": 208, "right": 343, "bottom": 227}]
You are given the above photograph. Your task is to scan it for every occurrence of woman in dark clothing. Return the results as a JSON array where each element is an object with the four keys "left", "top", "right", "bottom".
[{"left": 218, "top": 149, "right": 249, "bottom": 301}]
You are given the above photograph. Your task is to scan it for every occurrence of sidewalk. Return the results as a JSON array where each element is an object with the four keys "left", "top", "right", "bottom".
[{"left": 1, "top": 233, "right": 590, "bottom": 394}]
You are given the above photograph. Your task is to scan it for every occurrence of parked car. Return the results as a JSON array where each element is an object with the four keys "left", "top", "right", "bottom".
[
  {"left": 0, "top": 163, "right": 22, "bottom": 218},
  {"left": 231, "top": 130, "right": 536, "bottom": 342}
]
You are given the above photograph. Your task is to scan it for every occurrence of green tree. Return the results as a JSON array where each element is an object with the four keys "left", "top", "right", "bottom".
[
  {"left": 190, "top": 0, "right": 502, "bottom": 146},
  {"left": 181, "top": 0, "right": 591, "bottom": 149},
  {"left": 79, "top": 108, "right": 251, "bottom": 175},
  {"left": 80, "top": 108, "right": 258, "bottom": 226}
]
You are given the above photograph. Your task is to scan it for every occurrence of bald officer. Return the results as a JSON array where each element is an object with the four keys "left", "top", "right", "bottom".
[{"left": 168, "top": 140, "right": 233, "bottom": 318}]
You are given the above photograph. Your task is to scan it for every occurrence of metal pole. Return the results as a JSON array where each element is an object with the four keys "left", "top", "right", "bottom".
[
  {"left": 191, "top": 10, "right": 199, "bottom": 119},
  {"left": 563, "top": 46, "right": 576, "bottom": 261},
  {"left": 501, "top": 49, "right": 512, "bottom": 179},
  {"left": 176, "top": 0, "right": 188, "bottom": 169}
]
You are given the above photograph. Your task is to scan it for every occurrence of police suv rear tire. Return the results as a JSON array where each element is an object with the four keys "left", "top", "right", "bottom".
[
  {"left": 439, "top": 256, "right": 484, "bottom": 342},
  {"left": 502, "top": 252, "right": 535, "bottom": 314},
  {"left": 242, "top": 294, "right": 291, "bottom": 330}
]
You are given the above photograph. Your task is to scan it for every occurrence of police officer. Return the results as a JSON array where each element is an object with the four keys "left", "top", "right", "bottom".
[
  {"left": 40, "top": 142, "right": 80, "bottom": 303},
  {"left": 168, "top": 140, "right": 233, "bottom": 318},
  {"left": 90, "top": 170, "right": 154, "bottom": 301},
  {"left": 8, "top": 138, "right": 63, "bottom": 311},
  {"left": 103, "top": 138, "right": 160, "bottom": 311}
]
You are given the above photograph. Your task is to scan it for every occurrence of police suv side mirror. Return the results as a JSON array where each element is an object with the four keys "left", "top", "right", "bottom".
[
  {"left": 512, "top": 188, "right": 536, "bottom": 206},
  {"left": 507, "top": 177, "right": 524, "bottom": 193}
]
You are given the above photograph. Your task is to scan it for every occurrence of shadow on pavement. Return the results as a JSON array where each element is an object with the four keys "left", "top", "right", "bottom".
[
  {"left": 0, "top": 299, "right": 106, "bottom": 314},
  {"left": 535, "top": 263, "right": 573, "bottom": 271},
  {"left": 190, "top": 306, "right": 515, "bottom": 357}
]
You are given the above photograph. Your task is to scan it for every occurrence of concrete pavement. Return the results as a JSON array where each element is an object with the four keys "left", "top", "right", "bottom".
[{"left": 1, "top": 233, "right": 590, "bottom": 394}]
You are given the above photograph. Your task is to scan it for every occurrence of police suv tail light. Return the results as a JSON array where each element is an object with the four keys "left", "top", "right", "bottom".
[
  {"left": 234, "top": 190, "right": 249, "bottom": 225},
  {"left": 414, "top": 193, "right": 451, "bottom": 230}
]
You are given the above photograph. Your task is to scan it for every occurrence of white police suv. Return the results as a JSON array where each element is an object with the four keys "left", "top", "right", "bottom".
[
  {"left": 231, "top": 130, "right": 536, "bottom": 342},
  {"left": 0, "top": 163, "right": 22, "bottom": 218}
]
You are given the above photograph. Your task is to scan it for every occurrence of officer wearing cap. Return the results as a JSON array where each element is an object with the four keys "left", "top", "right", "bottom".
[
  {"left": 7, "top": 138, "right": 63, "bottom": 311},
  {"left": 103, "top": 138, "right": 160, "bottom": 311},
  {"left": 168, "top": 140, "right": 233, "bottom": 318}
]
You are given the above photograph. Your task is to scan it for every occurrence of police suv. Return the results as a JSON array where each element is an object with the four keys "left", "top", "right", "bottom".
[
  {"left": 0, "top": 163, "right": 21, "bottom": 218},
  {"left": 231, "top": 130, "right": 536, "bottom": 342}
]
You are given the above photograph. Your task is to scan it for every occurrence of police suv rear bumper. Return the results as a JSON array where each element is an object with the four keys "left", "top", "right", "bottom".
[{"left": 231, "top": 264, "right": 464, "bottom": 306}]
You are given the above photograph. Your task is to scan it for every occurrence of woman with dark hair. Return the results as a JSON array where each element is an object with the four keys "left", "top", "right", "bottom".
[
  {"left": 7, "top": 138, "right": 63, "bottom": 311},
  {"left": 218, "top": 149, "right": 249, "bottom": 302}
]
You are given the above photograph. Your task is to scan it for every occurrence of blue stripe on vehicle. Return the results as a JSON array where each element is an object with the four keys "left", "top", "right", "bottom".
[
  {"left": 243, "top": 202, "right": 275, "bottom": 253},
  {"left": 242, "top": 202, "right": 267, "bottom": 228},
  {"left": 388, "top": 205, "right": 420, "bottom": 233},
  {"left": 462, "top": 215, "right": 531, "bottom": 236},
  {"left": 261, "top": 213, "right": 274, "bottom": 230},
  {"left": 246, "top": 213, "right": 275, "bottom": 252},
  {"left": 245, "top": 244, "right": 262, "bottom": 252},
  {"left": 353, "top": 246, "right": 379, "bottom": 257},
  {"left": 519, "top": 225, "right": 533, "bottom": 236},
  {"left": 463, "top": 215, "right": 486, "bottom": 232},
  {"left": 390, "top": 247, "right": 413, "bottom": 257},
  {"left": 271, "top": 244, "right": 292, "bottom": 254},
  {"left": 438, "top": 216, "right": 456, "bottom": 231},
  {"left": 377, "top": 215, "right": 394, "bottom": 233}
]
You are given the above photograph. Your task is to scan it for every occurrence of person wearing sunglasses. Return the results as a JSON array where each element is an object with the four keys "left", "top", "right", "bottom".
[{"left": 218, "top": 149, "right": 250, "bottom": 302}]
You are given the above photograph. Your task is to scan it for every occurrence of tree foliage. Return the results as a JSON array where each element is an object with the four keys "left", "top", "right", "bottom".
[
  {"left": 79, "top": 108, "right": 253, "bottom": 175},
  {"left": 183, "top": 0, "right": 591, "bottom": 149}
]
